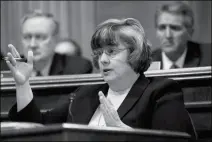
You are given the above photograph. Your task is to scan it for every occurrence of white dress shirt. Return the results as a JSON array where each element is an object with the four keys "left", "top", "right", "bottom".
[
  {"left": 162, "top": 48, "right": 188, "bottom": 70},
  {"left": 31, "top": 57, "right": 53, "bottom": 77},
  {"left": 88, "top": 87, "right": 131, "bottom": 127}
]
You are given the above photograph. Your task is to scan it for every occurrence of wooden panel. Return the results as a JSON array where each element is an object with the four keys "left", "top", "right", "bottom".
[
  {"left": 1, "top": 67, "right": 211, "bottom": 140},
  {"left": 1, "top": 123, "right": 191, "bottom": 141}
]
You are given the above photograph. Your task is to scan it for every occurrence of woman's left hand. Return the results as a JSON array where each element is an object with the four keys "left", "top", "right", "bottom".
[{"left": 98, "top": 91, "right": 131, "bottom": 128}]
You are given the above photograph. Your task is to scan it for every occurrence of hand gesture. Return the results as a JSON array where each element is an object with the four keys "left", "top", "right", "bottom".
[
  {"left": 98, "top": 91, "right": 131, "bottom": 128},
  {"left": 6, "top": 44, "right": 33, "bottom": 85}
]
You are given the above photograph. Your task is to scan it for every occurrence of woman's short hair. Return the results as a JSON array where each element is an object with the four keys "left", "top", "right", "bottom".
[
  {"left": 155, "top": 2, "right": 194, "bottom": 30},
  {"left": 91, "top": 18, "right": 152, "bottom": 73}
]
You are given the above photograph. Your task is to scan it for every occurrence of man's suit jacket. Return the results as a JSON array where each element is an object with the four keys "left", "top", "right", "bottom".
[
  {"left": 1, "top": 60, "right": 9, "bottom": 71},
  {"left": 9, "top": 74, "right": 196, "bottom": 139},
  {"left": 43, "top": 53, "right": 93, "bottom": 75},
  {"left": 1, "top": 53, "right": 9, "bottom": 71},
  {"left": 152, "top": 41, "right": 211, "bottom": 69},
  {"left": 152, "top": 41, "right": 211, "bottom": 132},
  {"left": 41, "top": 53, "right": 93, "bottom": 104},
  {"left": 1, "top": 53, "right": 93, "bottom": 74}
]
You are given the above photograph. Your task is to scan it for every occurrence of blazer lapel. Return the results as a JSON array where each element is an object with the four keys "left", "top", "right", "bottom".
[
  {"left": 184, "top": 42, "right": 200, "bottom": 68},
  {"left": 78, "top": 75, "right": 150, "bottom": 123},
  {"left": 49, "top": 54, "right": 65, "bottom": 75},
  {"left": 117, "top": 74, "right": 150, "bottom": 119},
  {"left": 154, "top": 42, "right": 201, "bottom": 69},
  {"left": 72, "top": 84, "right": 109, "bottom": 124}
]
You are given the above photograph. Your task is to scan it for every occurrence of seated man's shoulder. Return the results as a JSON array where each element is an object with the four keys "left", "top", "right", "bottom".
[
  {"left": 147, "top": 77, "right": 182, "bottom": 100},
  {"left": 199, "top": 42, "right": 211, "bottom": 52},
  {"left": 188, "top": 41, "right": 211, "bottom": 66},
  {"left": 188, "top": 41, "right": 211, "bottom": 50},
  {"left": 64, "top": 55, "right": 93, "bottom": 73},
  {"left": 149, "top": 76, "right": 180, "bottom": 89},
  {"left": 151, "top": 48, "right": 162, "bottom": 61}
]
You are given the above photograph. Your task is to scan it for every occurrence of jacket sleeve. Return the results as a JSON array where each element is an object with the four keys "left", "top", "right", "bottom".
[
  {"left": 8, "top": 98, "right": 70, "bottom": 124},
  {"left": 150, "top": 79, "right": 193, "bottom": 133}
]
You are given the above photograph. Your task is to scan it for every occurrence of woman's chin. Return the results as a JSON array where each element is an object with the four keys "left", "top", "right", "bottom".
[{"left": 103, "top": 75, "right": 115, "bottom": 83}]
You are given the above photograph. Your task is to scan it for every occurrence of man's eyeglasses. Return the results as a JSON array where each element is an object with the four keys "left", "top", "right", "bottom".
[{"left": 92, "top": 47, "right": 128, "bottom": 58}]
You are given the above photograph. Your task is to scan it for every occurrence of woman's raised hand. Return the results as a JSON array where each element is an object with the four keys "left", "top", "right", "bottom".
[
  {"left": 6, "top": 44, "right": 33, "bottom": 85},
  {"left": 98, "top": 91, "right": 131, "bottom": 128}
]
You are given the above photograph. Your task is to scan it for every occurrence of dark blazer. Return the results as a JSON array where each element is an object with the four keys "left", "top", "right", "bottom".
[
  {"left": 152, "top": 41, "right": 211, "bottom": 69},
  {"left": 9, "top": 74, "right": 196, "bottom": 139},
  {"left": 1, "top": 53, "right": 93, "bottom": 74},
  {"left": 1, "top": 60, "right": 9, "bottom": 71},
  {"left": 1, "top": 53, "right": 9, "bottom": 71},
  {"left": 44, "top": 53, "right": 93, "bottom": 75},
  {"left": 42, "top": 53, "right": 93, "bottom": 103}
]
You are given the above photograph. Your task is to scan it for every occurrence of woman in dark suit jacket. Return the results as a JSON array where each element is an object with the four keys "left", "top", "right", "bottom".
[{"left": 7, "top": 18, "right": 196, "bottom": 140}]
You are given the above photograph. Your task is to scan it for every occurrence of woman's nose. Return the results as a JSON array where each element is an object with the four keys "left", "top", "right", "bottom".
[{"left": 99, "top": 52, "right": 110, "bottom": 66}]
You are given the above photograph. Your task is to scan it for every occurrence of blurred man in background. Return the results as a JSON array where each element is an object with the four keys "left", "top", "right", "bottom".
[
  {"left": 152, "top": 1, "right": 211, "bottom": 69},
  {"left": 19, "top": 10, "right": 92, "bottom": 76}
]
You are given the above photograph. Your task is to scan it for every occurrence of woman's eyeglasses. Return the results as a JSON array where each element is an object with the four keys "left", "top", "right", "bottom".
[{"left": 92, "top": 47, "right": 128, "bottom": 58}]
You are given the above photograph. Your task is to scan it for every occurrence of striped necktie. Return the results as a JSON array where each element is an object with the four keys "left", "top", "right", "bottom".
[
  {"left": 170, "top": 64, "right": 179, "bottom": 69},
  {"left": 36, "top": 71, "right": 42, "bottom": 76}
]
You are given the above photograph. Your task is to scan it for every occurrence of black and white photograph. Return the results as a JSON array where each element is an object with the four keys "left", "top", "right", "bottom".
[{"left": 1, "top": 1, "right": 211, "bottom": 142}]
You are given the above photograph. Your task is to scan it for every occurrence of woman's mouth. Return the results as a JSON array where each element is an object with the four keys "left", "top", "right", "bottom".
[{"left": 103, "top": 69, "right": 112, "bottom": 74}]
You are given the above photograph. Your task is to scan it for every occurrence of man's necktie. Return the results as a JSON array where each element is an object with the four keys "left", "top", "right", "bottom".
[
  {"left": 170, "top": 64, "right": 179, "bottom": 69},
  {"left": 36, "top": 71, "right": 42, "bottom": 76}
]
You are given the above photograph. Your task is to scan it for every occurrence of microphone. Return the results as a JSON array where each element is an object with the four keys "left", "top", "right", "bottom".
[
  {"left": 68, "top": 93, "right": 76, "bottom": 122},
  {"left": 68, "top": 87, "right": 80, "bottom": 122}
]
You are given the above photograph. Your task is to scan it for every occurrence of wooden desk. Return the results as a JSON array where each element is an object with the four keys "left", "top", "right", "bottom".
[
  {"left": 1, "top": 67, "right": 211, "bottom": 140},
  {"left": 1, "top": 123, "right": 191, "bottom": 141}
]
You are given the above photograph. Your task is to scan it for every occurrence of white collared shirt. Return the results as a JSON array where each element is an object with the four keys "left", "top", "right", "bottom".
[
  {"left": 88, "top": 87, "right": 131, "bottom": 127},
  {"left": 31, "top": 57, "right": 53, "bottom": 77},
  {"left": 162, "top": 48, "right": 188, "bottom": 70}
]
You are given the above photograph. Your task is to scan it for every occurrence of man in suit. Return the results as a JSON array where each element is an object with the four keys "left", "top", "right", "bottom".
[
  {"left": 152, "top": 2, "right": 211, "bottom": 133},
  {"left": 20, "top": 10, "right": 92, "bottom": 76},
  {"left": 152, "top": 1, "right": 211, "bottom": 69}
]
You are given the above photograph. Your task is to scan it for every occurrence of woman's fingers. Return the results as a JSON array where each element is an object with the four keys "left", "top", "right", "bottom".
[
  {"left": 6, "top": 53, "right": 17, "bottom": 74},
  {"left": 6, "top": 60, "right": 16, "bottom": 73},
  {"left": 98, "top": 91, "right": 109, "bottom": 107},
  {"left": 100, "top": 104, "right": 111, "bottom": 124},
  {"left": 27, "top": 50, "right": 33, "bottom": 65},
  {"left": 7, "top": 52, "right": 16, "bottom": 66},
  {"left": 107, "top": 98, "right": 113, "bottom": 106},
  {"left": 98, "top": 91, "right": 114, "bottom": 110},
  {"left": 98, "top": 91, "right": 107, "bottom": 107},
  {"left": 98, "top": 91, "right": 121, "bottom": 126},
  {"left": 8, "top": 44, "right": 21, "bottom": 58}
]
